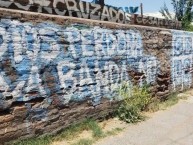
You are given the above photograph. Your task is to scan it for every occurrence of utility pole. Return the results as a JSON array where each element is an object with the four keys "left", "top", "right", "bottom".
[{"left": 140, "top": 3, "right": 143, "bottom": 16}]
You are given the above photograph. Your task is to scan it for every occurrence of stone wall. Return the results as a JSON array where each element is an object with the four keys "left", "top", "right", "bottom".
[{"left": 0, "top": 8, "right": 192, "bottom": 144}]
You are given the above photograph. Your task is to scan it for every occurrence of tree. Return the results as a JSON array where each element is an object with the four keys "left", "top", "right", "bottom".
[
  {"left": 160, "top": 2, "right": 173, "bottom": 20},
  {"left": 160, "top": 0, "right": 193, "bottom": 28},
  {"left": 182, "top": 0, "right": 193, "bottom": 28}
]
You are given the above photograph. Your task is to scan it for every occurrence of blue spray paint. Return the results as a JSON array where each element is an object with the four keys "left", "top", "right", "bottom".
[
  {"left": 0, "top": 19, "right": 158, "bottom": 123},
  {"left": 172, "top": 31, "right": 193, "bottom": 90}
]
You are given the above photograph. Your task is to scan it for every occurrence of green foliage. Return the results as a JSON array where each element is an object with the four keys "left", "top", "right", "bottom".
[
  {"left": 116, "top": 82, "right": 151, "bottom": 123},
  {"left": 117, "top": 105, "right": 144, "bottom": 123},
  {"left": 160, "top": 0, "right": 193, "bottom": 29},
  {"left": 87, "top": 119, "right": 104, "bottom": 138},
  {"left": 181, "top": 0, "right": 193, "bottom": 29},
  {"left": 184, "top": 24, "right": 193, "bottom": 31}
]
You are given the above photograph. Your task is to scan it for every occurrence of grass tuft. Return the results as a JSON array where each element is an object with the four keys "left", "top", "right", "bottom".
[
  {"left": 72, "top": 139, "right": 94, "bottom": 145},
  {"left": 13, "top": 119, "right": 104, "bottom": 145},
  {"left": 54, "top": 120, "right": 90, "bottom": 141},
  {"left": 13, "top": 135, "right": 52, "bottom": 145},
  {"left": 87, "top": 120, "right": 104, "bottom": 138}
]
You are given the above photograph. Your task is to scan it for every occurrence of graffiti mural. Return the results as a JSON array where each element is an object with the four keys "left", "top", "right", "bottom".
[
  {"left": 171, "top": 31, "right": 193, "bottom": 90},
  {"left": 134, "top": 15, "right": 182, "bottom": 29},
  {"left": 0, "top": 19, "right": 158, "bottom": 122},
  {"left": 0, "top": 0, "right": 131, "bottom": 24}
]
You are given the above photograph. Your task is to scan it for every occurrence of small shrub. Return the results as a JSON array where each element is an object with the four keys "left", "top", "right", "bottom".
[
  {"left": 117, "top": 105, "right": 144, "bottom": 123},
  {"left": 116, "top": 82, "right": 151, "bottom": 123}
]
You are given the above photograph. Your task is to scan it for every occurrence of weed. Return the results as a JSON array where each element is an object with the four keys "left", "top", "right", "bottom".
[
  {"left": 116, "top": 82, "right": 151, "bottom": 123},
  {"left": 117, "top": 105, "right": 144, "bottom": 123},
  {"left": 87, "top": 120, "right": 104, "bottom": 138}
]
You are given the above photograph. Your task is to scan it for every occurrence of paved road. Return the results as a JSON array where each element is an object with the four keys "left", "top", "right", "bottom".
[{"left": 95, "top": 96, "right": 193, "bottom": 145}]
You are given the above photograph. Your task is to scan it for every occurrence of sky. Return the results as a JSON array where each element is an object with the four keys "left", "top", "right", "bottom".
[{"left": 83, "top": 0, "right": 174, "bottom": 13}]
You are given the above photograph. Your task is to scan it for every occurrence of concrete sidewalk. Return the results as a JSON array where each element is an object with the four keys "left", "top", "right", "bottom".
[{"left": 95, "top": 96, "right": 193, "bottom": 145}]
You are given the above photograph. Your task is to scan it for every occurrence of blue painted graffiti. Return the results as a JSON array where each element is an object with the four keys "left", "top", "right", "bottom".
[
  {"left": 0, "top": 19, "right": 158, "bottom": 122},
  {"left": 172, "top": 31, "right": 193, "bottom": 90}
]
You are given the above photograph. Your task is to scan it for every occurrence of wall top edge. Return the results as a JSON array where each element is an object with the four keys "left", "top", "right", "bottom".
[
  {"left": 0, "top": 7, "right": 182, "bottom": 32},
  {"left": 0, "top": 0, "right": 182, "bottom": 30}
]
